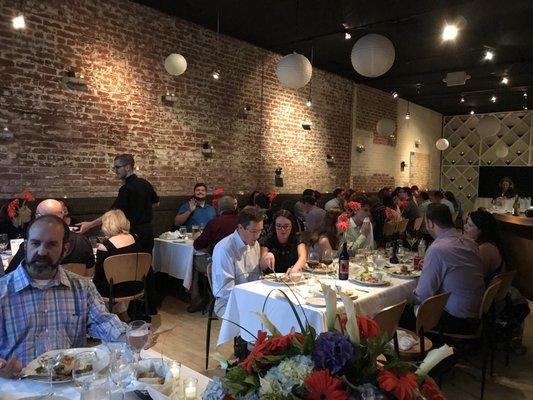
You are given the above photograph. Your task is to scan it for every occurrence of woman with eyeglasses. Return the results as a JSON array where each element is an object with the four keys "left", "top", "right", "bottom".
[{"left": 259, "top": 209, "right": 307, "bottom": 275}]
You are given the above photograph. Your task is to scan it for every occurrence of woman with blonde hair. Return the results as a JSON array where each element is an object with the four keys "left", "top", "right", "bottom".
[{"left": 93, "top": 209, "right": 140, "bottom": 321}]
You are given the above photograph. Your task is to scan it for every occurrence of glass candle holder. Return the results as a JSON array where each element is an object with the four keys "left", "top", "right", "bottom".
[{"left": 183, "top": 377, "right": 198, "bottom": 399}]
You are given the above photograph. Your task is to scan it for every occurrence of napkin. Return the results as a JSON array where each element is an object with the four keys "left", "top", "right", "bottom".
[
  {"left": 393, "top": 329, "right": 419, "bottom": 351},
  {"left": 136, "top": 359, "right": 175, "bottom": 396}
]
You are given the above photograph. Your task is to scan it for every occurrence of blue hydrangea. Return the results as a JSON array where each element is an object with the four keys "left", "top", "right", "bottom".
[
  {"left": 312, "top": 331, "right": 355, "bottom": 374},
  {"left": 202, "top": 376, "right": 227, "bottom": 400},
  {"left": 260, "top": 355, "right": 314, "bottom": 397}
]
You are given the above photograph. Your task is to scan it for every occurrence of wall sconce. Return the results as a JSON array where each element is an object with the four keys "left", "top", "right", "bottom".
[
  {"left": 326, "top": 154, "right": 335, "bottom": 164},
  {"left": 414, "top": 138, "right": 421, "bottom": 148},
  {"left": 201, "top": 141, "right": 214, "bottom": 156},
  {"left": 356, "top": 144, "right": 365, "bottom": 153},
  {"left": 0, "top": 126, "right": 13, "bottom": 139},
  {"left": 61, "top": 67, "right": 86, "bottom": 87},
  {"left": 162, "top": 92, "right": 178, "bottom": 105},
  {"left": 302, "top": 122, "right": 312, "bottom": 131},
  {"left": 275, "top": 167, "right": 284, "bottom": 187},
  {"left": 400, "top": 161, "right": 407, "bottom": 171}
]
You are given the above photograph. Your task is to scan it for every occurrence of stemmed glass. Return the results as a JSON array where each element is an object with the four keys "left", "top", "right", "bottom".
[
  {"left": 0, "top": 233, "right": 8, "bottom": 253},
  {"left": 109, "top": 346, "right": 135, "bottom": 400},
  {"left": 406, "top": 232, "right": 418, "bottom": 253},
  {"left": 126, "top": 320, "right": 149, "bottom": 363},
  {"left": 35, "top": 329, "right": 71, "bottom": 397},
  {"left": 72, "top": 351, "right": 102, "bottom": 397},
  {"left": 307, "top": 249, "right": 319, "bottom": 269}
]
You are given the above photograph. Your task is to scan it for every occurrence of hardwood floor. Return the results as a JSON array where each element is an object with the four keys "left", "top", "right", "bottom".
[{"left": 150, "top": 296, "right": 533, "bottom": 399}]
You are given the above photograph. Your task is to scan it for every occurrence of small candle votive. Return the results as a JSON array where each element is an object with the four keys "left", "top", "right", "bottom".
[{"left": 184, "top": 377, "right": 198, "bottom": 399}]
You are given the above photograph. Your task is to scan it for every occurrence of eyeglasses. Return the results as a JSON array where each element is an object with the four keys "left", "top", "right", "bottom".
[
  {"left": 275, "top": 224, "right": 291, "bottom": 231},
  {"left": 244, "top": 227, "right": 263, "bottom": 235},
  {"left": 112, "top": 164, "right": 127, "bottom": 171}
]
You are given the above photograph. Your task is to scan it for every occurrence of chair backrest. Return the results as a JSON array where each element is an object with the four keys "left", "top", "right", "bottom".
[
  {"left": 103, "top": 252, "right": 151, "bottom": 285},
  {"left": 62, "top": 263, "right": 87, "bottom": 276},
  {"left": 416, "top": 292, "right": 451, "bottom": 333},
  {"left": 489, "top": 270, "right": 515, "bottom": 303},
  {"left": 480, "top": 280, "right": 502, "bottom": 317},
  {"left": 206, "top": 262, "right": 213, "bottom": 290},
  {"left": 413, "top": 217, "right": 424, "bottom": 232},
  {"left": 383, "top": 221, "right": 396, "bottom": 236},
  {"left": 397, "top": 219, "right": 409, "bottom": 234},
  {"left": 373, "top": 300, "right": 407, "bottom": 339}
]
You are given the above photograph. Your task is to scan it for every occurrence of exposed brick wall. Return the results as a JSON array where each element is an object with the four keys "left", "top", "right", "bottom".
[
  {"left": 352, "top": 173, "right": 395, "bottom": 192},
  {"left": 409, "top": 152, "right": 430, "bottom": 190},
  {"left": 355, "top": 85, "right": 397, "bottom": 146},
  {"left": 0, "top": 0, "right": 352, "bottom": 199}
]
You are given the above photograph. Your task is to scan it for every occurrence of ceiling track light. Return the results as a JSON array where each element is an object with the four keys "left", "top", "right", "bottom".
[
  {"left": 523, "top": 91, "right": 528, "bottom": 98},
  {"left": 460, "top": 96, "right": 465, "bottom": 103},
  {"left": 405, "top": 102, "right": 410, "bottom": 120},
  {"left": 501, "top": 77, "right": 509, "bottom": 85},
  {"left": 391, "top": 91, "right": 398, "bottom": 99},
  {"left": 345, "top": 32, "right": 351, "bottom": 40},
  {"left": 470, "top": 110, "right": 475, "bottom": 115},
  {"left": 483, "top": 50, "right": 494, "bottom": 61},
  {"left": 416, "top": 83, "right": 422, "bottom": 95},
  {"left": 490, "top": 95, "right": 497, "bottom": 103},
  {"left": 442, "top": 24, "right": 458, "bottom": 41}
]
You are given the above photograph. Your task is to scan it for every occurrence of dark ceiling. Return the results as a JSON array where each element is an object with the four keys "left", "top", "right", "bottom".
[{"left": 133, "top": 0, "right": 533, "bottom": 116}]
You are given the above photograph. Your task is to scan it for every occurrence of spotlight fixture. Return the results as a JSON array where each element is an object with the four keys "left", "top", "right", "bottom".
[
  {"left": 524, "top": 105, "right": 528, "bottom": 110},
  {"left": 212, "top": 70, "right": 220, "bottom": 80},
  {"left": 12, "top": 15, "right": 25, "bottom": 30},
  {"left": 470, "top": 110, "right": 475, "bottom": 115},
  {"left": 484, "top": 50, "right": 494, "bottom": 61},
  {"left": 405, "top": 102, "right": 410, "bottom": 120},
  {"left": 416, "top": 83, "right": 422, "bottom": 94},
  {"left": 391, "top": 91, "right": 398, "bottom": 99},
  {"left": 345, "top": 32, "right": 351, "bottom": 40},
  {"left": 442, "top": 24, "right": 458, "bottom": 41},
  {"left": 501, "top": 77, "right": 509, "bottom": 85},
  {"left": 524, "top": 92, "right": 528, "bottom": 98},
  {"left": 460, "top": 96, "right": 465, "bottom": 103},
  {"left": 306, "top": 99, "right": 312, "bottom": 107},
  {"left": 490, "top": 95, "right": 497, "bottom": 103}
]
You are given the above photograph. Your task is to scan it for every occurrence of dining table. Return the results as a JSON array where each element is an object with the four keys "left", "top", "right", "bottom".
[
  {"left": 0, "top": 348, "right": 210, "bottom": 400},
  {"left": 217, "top": 260, "right": 419, "bottom": 346}
]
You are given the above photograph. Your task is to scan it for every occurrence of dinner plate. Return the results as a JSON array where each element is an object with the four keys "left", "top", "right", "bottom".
[
  {"left": 306, "top": 293, "right": 359, "bottom": 307},
  {"left": 387, "top": 270, "right": 421, "bottom": 279},
  {"left": 171, "top": 238, "right": 186, "bottom": 243},
  {"left": 351, "top": 278, "right": 391, "bottom": 287},
  {"left": 303, "top": 266, "right": 336, "bottom": 275},
  {"left": 23, "top": 347, "right": 110, "bottom": 383},
  {"left": 262, "top": 273, "right": 305, "bottom": 286}
]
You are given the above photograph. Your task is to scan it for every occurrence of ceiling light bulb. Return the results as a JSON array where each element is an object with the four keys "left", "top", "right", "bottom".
[
  {"left": 490, "top": 95, "right": 497, "bottom": 103},
  {"left": 460, "top": 97, "right": 465, "bottom": 103},
  {"left": 523, "top": 92, "right": 528, "bottom": 98},
  {"left": 470, "top": 110, "right": 475, "bottom": 115},
  {"left": 306, "top": 99, "right": 312, "bottom": 107},
  {"left": 405, "top": 112, "right": 410, "bottom": 120},
  {"left": 524, "top": 105, "right": 528, "bottom": 110},
  {"left": 392, "top": 92, "right": 398, "bottom": 99},
  {"left": 212, "top": 70, "right": 220, "bottom": 80},
  {"left": 442, "top": 24, "right": 458, "bottom": 41},
  {"left": 484, "top": 50, "right": 494, "bottom": 61},
  {"left": 12, "top": 15, "right": 26, "bottom": 30},
  {"left": 345, "top": 32, "right": 351, "bottom": 40},
  {"left": 501, "top": 77, "right": 509, "bottom": 85}
]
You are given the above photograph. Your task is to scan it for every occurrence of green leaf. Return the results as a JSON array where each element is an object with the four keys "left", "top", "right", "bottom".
[{"left": 255, "top": 312, "right": 282, "bottom": 336}]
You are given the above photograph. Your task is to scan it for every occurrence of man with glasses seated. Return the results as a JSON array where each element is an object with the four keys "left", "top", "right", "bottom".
[{"left": 77, "top": 154, "right": 159, "bottom": 254}]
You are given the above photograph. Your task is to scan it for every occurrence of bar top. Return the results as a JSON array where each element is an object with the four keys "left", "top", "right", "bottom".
[{"left": 493, "top": 212, "right": 533, "bottom": 227}]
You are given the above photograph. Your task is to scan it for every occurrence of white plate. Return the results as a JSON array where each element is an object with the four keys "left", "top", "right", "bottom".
[
  {"left": 171, "top": 239, "right": 186, "bottom": 243},
  {"left": 262, "top": 273, "right": 305, "bottom": 286},
  {"left": 351, "top": 278, "right": 391, "bottom": 287},
  {"left": 306, "top": 292, "right": 358, "bottom": 307},
  {"left": 23, "top": 347, "right": 110, "bottom": 383},
  {"left": 387, "top": 270, "right": 420, "bottom": 279}
]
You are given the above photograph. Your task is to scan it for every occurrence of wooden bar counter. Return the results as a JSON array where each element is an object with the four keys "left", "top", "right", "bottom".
[{"left": 493, "top": 213, "right": 533, "bottom": 300}]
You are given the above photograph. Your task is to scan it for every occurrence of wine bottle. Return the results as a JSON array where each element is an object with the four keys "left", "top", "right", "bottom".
[
  {"left": 513, "top": 195, "right": 520, "bottom": 216},
  {"left": 338, "top": 242, "right": 349, "bottom": 280}
]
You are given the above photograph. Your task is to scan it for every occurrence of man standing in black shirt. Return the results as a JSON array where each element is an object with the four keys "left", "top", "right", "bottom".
[{"left": 77, "top": 154, "right": 159, "bottom": 253}]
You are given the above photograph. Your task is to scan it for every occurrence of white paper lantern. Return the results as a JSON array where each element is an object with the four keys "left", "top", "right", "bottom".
[
  {"left": 164, "top": 53, "right": 187, "bottom": 76},
  {"left": 351, "top": 34, "right": 395, "bottom": 78},
  {"left": 276, "top": 53, "right": 312, "bottom": 89},
  {"left": 496, "top": 145, "right": 509, "bottom": 158},
  {"left": 476, "top": 116, "right": 500, "bottom": 138},
  {"left": 436, "top": 138, "right": 450, "bottom": 151},
  {"left": 376, "top": 118, "right": 396, "bottom": 136}
]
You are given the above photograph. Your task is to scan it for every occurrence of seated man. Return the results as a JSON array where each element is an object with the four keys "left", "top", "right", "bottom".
[
  {"left": 0, "top": 215, "right": 156, "bottom": 377},
  {"left": 293, "top": 188, "right": 316, "bottom": 223},
  {"left": 302, "top": 195, "right": 326, "bottom": 233},
  {"left": 6, "top": 199, "right": 95, "bottom": 275},
  {"left": 402, "top": 203, "right": 485, "bottom": 335},
  {"left": 431, "top": 190, "right": 455, "bottom": 216},
  {"left": 399, "top": 186, "right": 421, "bottom": 233},
  {"left": 345, "top": 196, "right": 373, "bottom": 250},
  {"left": 187, "top": 196, "right": 239, "bottom": 313},
  {"left": 324, "top": 188, "right": 345, "bottom": 211},
  {"left": 211, "top": 206, "right": 268, "bottom": 317},
  {"left": 174, "top": 183, "right": 216, "bottom": 232}
]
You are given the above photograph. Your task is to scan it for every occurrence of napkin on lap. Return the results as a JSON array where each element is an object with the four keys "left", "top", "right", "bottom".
[{"left": 391, "top": 329, "right": 419, "bottom": 351}]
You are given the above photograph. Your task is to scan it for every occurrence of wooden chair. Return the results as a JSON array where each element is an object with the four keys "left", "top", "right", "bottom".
[
  {"left": 373, "top": 300, "right": 407, "bottom": 355},
  {"left": 413, "top": 217, "right": 424, "bottom": 233},
  {"left": 62, "top": 263, "right": 88, "bottom": 276},
  {"left": 488, "top": 270, "right": 516, "bottom": 372},
  {"left": 398, "top": 292, "right": 451, "bottom": 360},
  {"left": 433, "top": 281, "right": 501, "bottom": 400},
  {"left": 383, "top": 221, "right": 397, "bottom": 237},
  {"left": 101, "top": 253, "right": 151, "bottom": 316},
  {"left": 397, "top": 219, "right": 409, "bottom": 236},
  {"left": 205, "top": 262, "right": 218, "bottom": 370}
]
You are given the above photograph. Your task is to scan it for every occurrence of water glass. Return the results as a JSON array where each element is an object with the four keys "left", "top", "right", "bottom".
[
  {"left": 0, "top": 233, "right": 8, "bottom": 253},
  {"left": 109, "top": 346, "right": 135, "bottom": 400},
  {"left": 35, "top": 328, "right": 71, "bottom": 396},
  {"left": 179, "top": 226, "right": 187, "bottom": 237},
  {"left": 72, "top": 351, "right": 100, "bottom": 394},
  {"left": 126, "top": 320, "right": 149, "bottom": 362}
]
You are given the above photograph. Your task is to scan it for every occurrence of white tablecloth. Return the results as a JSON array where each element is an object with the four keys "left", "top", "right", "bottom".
[
  {"left": 217, "top": 274, "right": 418, "bottom": 346},
  {"left": 0, "top": 348, "right": 210, "bottom": 400},
  {"left": 152, "top": 238, "right": 196, "bottom": 290}
]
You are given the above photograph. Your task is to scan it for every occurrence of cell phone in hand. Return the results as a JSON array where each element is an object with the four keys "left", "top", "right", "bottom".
[{"left": 68, "top": 226, "right": 80, "bottom": 232}]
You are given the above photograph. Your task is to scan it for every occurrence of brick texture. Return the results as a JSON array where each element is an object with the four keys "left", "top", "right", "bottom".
[
  {"left": 352, "top": 173, "right": 395, "bottom": 192},
  {"left": 409, "top": 152, "right": 430, "bottom": 190},
  {"left": 355, "top": 85, "right": 397, "bottom": 146},
  {"left": 0, "top": 0, "right": 353, "bottom": 199}
]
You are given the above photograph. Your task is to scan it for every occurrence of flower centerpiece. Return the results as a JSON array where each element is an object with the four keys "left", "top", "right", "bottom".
[
  {"left": 203, "top": 286, "right": 452, "bottom": 400},
  {"left": 335, "top": 201, "right": 362, "bottom": 254},
  {"left": 7, "top": 190, "right": 35, "bottom": 227}
]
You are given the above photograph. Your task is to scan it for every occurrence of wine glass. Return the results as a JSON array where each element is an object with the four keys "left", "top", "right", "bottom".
[
  {"left": 307, "top": 248, "right": 319, "bottom": 269},
  {"left": 126, "top": 320, "right": 149, "bottom": 362},
  {"left": 321, "top": 248, "right": 333, "bottom": 266},
  {"left": 0, "top": 233, "right": 8, "bottom": 253},
  {"left": 35, "top": 328, "right": 71, "bottom": 396},
  {"left": 72, "top": 351, "right": 101, "bottom": 396},
  {"left": 406, "top": 232, "right": 418, "bottom": 253},
  {"left": 109, "top": 347, "right": 135, "bottom": 400}
]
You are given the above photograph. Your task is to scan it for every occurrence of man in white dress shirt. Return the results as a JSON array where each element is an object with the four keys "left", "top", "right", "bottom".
[{"left": 212, "top": 206, "right": 267, "bottom": 317}]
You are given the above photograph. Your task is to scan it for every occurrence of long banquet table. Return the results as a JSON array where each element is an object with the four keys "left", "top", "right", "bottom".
[
  {"left": 217, "top": 272, "right": 418, "bottom": 346},
  {"left": 0, "top": 348, "right": 210, "bottom": 400}
]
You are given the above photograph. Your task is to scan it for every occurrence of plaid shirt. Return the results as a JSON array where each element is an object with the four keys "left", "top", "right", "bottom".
[{"left": 0, "top": 265, "right": 126, "bottom": 366}]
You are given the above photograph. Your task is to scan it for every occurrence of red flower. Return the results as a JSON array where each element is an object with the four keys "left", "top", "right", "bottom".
[
  {"left": 212, "top": 198, "right": 219, "bottom": 207},
  {"left": 421, "top": 376, "right": 445, "bottom": 400},
  {"left": 304, "top": 370, "right": 348, "bottom": 400},
  {"left": 338, "top": 212, "right": 350, "bottom": 222},
  {"left": 336, "top": 221, "right": 350, "bottom": 232},
  {"left": 21, "top": 190, "right": 35, "bottom": 202},
  {"left": 7, "top": 199, "right": 19, "bottom": 218},
  {"left": 356, "top": 315, "right": 381, "bottom": 339},
  {"left": 239, "top": 330, "right": 270, "bottom": 373},
  {"left": 268, "top": 330, "right": 304, "bottom": 352},
  {"left": 347, "top": 201, "right": 362, "bottom": 212},
  {"left": 378, "top": 370, "right": 419, "bottom": 400},
  {"left": 213, "top": 187, "right": 225, "bottom": 197},
  {"left": 267, "top": 191, "right": 278, "bottom": 202}
]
